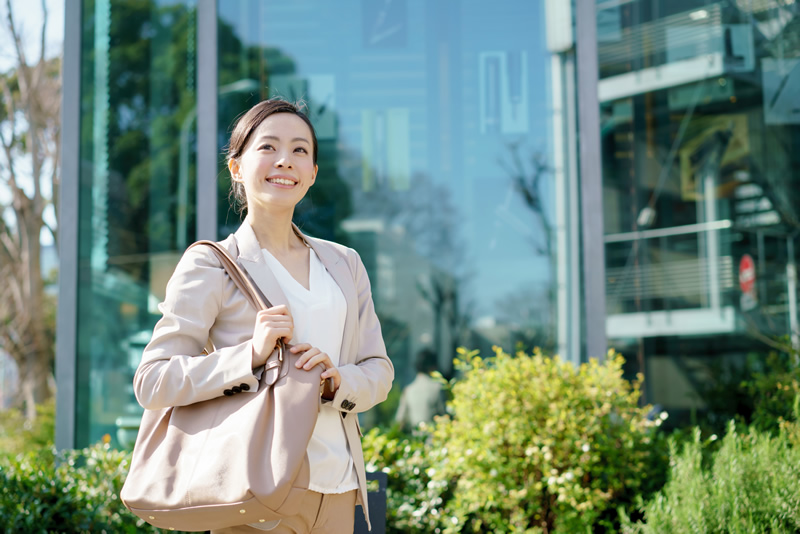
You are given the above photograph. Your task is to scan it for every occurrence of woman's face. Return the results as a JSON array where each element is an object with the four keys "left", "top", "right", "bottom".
[{"left": 229, "top": 112, "right": 318, "bottom": 214}]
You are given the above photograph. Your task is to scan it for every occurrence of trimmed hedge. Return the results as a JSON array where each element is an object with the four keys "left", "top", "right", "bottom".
[{"left": 0, "top": 442, "right": 159, "bottom": 533}]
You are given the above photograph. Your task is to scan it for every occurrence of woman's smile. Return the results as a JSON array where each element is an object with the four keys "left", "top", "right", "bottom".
[
  {"left": 228, "top": 112, "right": 319, "bottom": 212},
  {"left": 266, "top": 174, "right": 298, "bottom": 187}
]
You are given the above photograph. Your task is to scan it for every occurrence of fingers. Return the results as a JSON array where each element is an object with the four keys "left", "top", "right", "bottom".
[
  {"left": 256, "top": 310, "right": 293, "bottom": 326},
  {"left": 256, "top": 308, "right": 293, "bottom": 342},
  {"left": 251, "top": 307, "right": 294, "bottom": 365},
  {"left": 290, "top": 343, "right": 313, "bottom": 354},
  {"left": 294, "top": 347, "right": 322, "bottom": 368},
  {"left": 320, "top": 367, "right": 342, "bottom": 391},
  {"left": 301, "top": 352, "right": 331, "bottom": 371},
  {"left": 261, "top": 305, "right": 290, "bottom": 316},
  {"left": 294, "top": 347, "right": 333, "bottom": 372},
  {"left": 292, "top": 345, "right": 342, "bottom": 392}
]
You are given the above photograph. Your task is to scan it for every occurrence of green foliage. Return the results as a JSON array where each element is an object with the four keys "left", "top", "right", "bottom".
[
  {"left": 622, "top": 420, "right": 800, "bottom": 533},
  {"left": 427, "top": 348, "right": 660, "bottom": 533},
  {"left": 364, "top": 350, "right": 667, "bottom": 532},
  {"left": 698, "top": 349, "right": 800, "bottom": 435},
  {"left": 363, "top": 348, "right": 669, "bottom": 534},
  {"left": 434, "top": 347, "right": 668, "bottom": 534},
  {"left": 0, "top": 442, "right": 159, "bottom": 533},
  {"left": 361, "top": 424, "right": 451, "bottom": 534},
  {"left": 0, "top": 399, "right": 55, "bottom": 456},
  {"left": 745, "top": 351, "right": 800, "bottom": 434}
]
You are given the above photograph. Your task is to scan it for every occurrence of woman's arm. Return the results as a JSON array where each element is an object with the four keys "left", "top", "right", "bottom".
[
  {"left": 326, "top": 249, "right": 394, "bottom": 414},
  {"left": 133, "top": 246, "right": 260, "bottom": 410}
]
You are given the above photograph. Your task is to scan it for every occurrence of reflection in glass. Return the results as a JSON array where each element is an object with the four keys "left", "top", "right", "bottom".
[
  {"left": 76, "top": 0, "right": 198, "bottom": 446},
  {"left": 218, "top": 0, "right": 558, "bottom": 426},
  {"left": 599, "top": 1, "right": 800, "bottom": 420}
]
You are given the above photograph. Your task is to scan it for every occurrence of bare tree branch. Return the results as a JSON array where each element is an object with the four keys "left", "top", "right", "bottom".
[
  {"left": 0, "top": 0, "right": 61, "bottom": 419},
  {"left": 5, "top": 0, "right": 27, "bottom": 89},
  {"left": 39, "top": 0, "right": 47, "bottom": 66}
]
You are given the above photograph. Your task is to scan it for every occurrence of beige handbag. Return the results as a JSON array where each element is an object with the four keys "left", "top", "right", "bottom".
[{"left": 121, "top": 240, "right": 324, "bottom": 532}]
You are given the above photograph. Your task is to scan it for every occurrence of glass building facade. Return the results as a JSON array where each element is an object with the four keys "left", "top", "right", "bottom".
[
  {"left": 67, "top": 0, "right": 200, "bottom": 447},
  {"left": 598, "top": 0, "right": 800, "bottom": 420},
  {"left": 59, "top": 0, "right": 800, "bottom": 447},
  {"left": 58, "top": 0, "right": 592, "bottom": 447}
]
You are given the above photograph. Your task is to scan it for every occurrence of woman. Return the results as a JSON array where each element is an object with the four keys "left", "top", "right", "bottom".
[{"left": 133, "top": 98, "right": 394, "bottom": 533}]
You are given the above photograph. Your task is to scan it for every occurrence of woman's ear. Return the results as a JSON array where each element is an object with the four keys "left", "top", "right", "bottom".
[
  {"left": 228, "top": 158, "right": 242, "bottom": 182},
  {"left": 311, "top": 164, "right": 318, "bottom": 183}
]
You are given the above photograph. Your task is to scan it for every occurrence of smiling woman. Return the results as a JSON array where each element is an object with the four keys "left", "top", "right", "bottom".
[
  {"left": 131, "top": 97, "right": 394, "bottom": 533},
  {"left": 64, "top": 2, "right": 564, "bottom": 526},
  {"left": 226, "top": 100, "right": 320, "bottom": 217}
]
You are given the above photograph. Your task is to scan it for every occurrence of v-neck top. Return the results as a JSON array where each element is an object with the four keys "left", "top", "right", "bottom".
[{"left": 260, "top": 247, "right": 358, "bottom": 494}]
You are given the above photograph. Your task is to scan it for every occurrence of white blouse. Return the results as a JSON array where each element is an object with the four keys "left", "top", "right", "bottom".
[{"left": 261, "top": 246, "right": 359, "bottom": 494}]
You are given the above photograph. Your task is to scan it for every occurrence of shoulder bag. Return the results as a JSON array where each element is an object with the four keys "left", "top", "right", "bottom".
[{"left": 121, "top": 240, "right": 325, "bottom": 532}]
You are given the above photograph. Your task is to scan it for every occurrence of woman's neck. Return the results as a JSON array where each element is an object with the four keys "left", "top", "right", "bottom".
[{"left": 246, "top": 210, "right": 303, "bottom": 255}]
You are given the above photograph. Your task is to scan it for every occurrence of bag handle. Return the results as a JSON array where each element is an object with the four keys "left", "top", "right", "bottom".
[
  {"left": 189, "top": 239, "right": 290, "bottom": 368},
  {"left": 189, "top": 239, "right": 335, "bottom": 393},
  {"left": 188, "top": 240, "right": 271, "bottom": 312}
]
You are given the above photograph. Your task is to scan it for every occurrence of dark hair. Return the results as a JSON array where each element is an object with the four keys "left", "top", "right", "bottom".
[
  {"left": 415, "top": 348, "right": 439, "bottom": 374},
  {"left": 226, "top": 98, "right": 318, "bottom": 214}
]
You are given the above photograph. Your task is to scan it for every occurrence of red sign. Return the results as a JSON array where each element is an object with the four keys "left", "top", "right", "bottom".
[{"left": 739, "top": 254, "right": 756, "bottom": 294}]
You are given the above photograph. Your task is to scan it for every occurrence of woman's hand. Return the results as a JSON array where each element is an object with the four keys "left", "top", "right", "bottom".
[
  {"left": 290, "top": 343, "right": 342, "bottom": 392},
  {"left": 251, "top": 305, "right": 293, "bottom": 368}
]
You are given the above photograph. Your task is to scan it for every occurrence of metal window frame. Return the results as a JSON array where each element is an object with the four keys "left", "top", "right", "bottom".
[
  {"left": 576, "top": 0, "right": 608, "bottom": 361},
  {"left": 196, "top": 0, "right": 218, "bottom": 240},
  {"left": 55, "top": 0, "right": 82, "bottom": 451},
  {"left": 57, "top": 0, "right": 218, "bottom": 449}
]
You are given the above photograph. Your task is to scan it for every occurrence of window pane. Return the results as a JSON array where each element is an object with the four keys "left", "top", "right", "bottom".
[
  {"left": 600, "top": 1, "right": 800, "bottom": 422},
  {"left": 76, "top": 0, "right": 198, "bottom": 446},
  {"left": 217, "top": 0, "right": 559, "bottom": 427}
]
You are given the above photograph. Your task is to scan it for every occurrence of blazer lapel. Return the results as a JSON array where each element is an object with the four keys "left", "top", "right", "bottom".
[
  {"left": 301, "top": 229, "right": 359, "bottom": 365},
  {"left": 233, "top": 222, "right": 359, "bottom": 364},
  {"left": 233, "top": 222, "right": 290, "bottom": 309}
]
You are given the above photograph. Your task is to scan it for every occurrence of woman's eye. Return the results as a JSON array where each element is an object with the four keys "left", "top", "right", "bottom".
[
  {"left": 259, "top": 144, "right": 273, "bottom": 151},
  {"left": 294, "top": 147, "right": 307, "bottom": 154}
]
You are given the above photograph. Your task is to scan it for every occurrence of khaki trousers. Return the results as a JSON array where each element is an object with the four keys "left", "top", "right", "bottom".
[{"left": 211, "top": 490, "right": 357, "bottom": 534}]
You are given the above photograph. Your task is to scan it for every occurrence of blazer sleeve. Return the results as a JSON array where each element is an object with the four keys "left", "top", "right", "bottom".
[
  {"left": 133, "top": 246, "right": 260, "bottom": 410},
  {"left": 327, "top": 249, "right": 394, "bottom": 415}
]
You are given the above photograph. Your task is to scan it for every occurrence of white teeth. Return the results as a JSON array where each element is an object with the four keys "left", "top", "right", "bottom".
[{"left": 267, "top": 178, "right": 294, "bottom": 186}]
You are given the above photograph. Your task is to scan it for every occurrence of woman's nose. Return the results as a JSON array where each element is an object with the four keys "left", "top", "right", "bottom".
[{"left": 275, "top": 154, "right": 292, "bottom": 168}]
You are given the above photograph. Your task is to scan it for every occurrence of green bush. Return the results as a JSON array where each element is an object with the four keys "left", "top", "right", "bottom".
[
  {"left": 622, "top": 420, "right": 800, "bottom": 533},
  {"left": 0, "top": 399, "right": 55, "bottom": 456},
  {"left": 0, "top": 441, "right": 158, "bottom": 533},
  {"left": 697, "top": 349, "right": 800, "bottom": 436},
  {"left": 361, "top": 424, "right": 450, "bottom": 534},
  {"left": 432, "top": 347, "right": 668, "bottom": 534},
  {"left": 745, "top": 351, "right": 800, "bottom": 434}
]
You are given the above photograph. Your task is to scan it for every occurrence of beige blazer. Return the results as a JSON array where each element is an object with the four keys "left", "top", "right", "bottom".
[{"left": 133, "top": 221, "right": 394, "bottom": 528}]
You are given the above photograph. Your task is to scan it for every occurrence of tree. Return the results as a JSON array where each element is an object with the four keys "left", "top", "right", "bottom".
[
  {"left": 0, "top": 0, "right": 61, "bottom": 419},
  {"left": 503, "top": 143, "right": 557, "bottom": 352}
]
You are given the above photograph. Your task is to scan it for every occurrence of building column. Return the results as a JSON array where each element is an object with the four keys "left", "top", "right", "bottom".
[
  {"left": 196, "top": 0, "right": 218, "bottom": 240},
  {"left": 55, "top": 0, "right": 83, "bottom": 450},
  {"left": 576, "top": 0, "right": 607, "bottom": 360}
]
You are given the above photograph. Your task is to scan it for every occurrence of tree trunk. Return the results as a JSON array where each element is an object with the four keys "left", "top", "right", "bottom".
[
  {"left": 18, "top": 349, "right": 52, "bottom": 420},
  {"left": 0, "top": 1, "right": 61, "bottom": 420}
]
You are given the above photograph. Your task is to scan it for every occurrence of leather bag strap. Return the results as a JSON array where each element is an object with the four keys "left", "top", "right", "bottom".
[
  {"left": 188, "top": 240, "right": 271, "bottom": 312},
  {"left": 189, "top": 239, "right": 333, "bottom": 392}
]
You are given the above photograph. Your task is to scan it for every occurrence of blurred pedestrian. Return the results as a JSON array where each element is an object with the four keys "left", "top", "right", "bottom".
[{"left": 395, "top": 348, "right": 445, "bottom": 429}]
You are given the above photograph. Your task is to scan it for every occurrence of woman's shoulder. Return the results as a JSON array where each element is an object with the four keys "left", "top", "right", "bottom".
[
  {"left": 306, "top": 235, "right": 361, "bottom": 263},
  {"left": 175, "top": 235, "right": 238, "bottom": 273}
]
